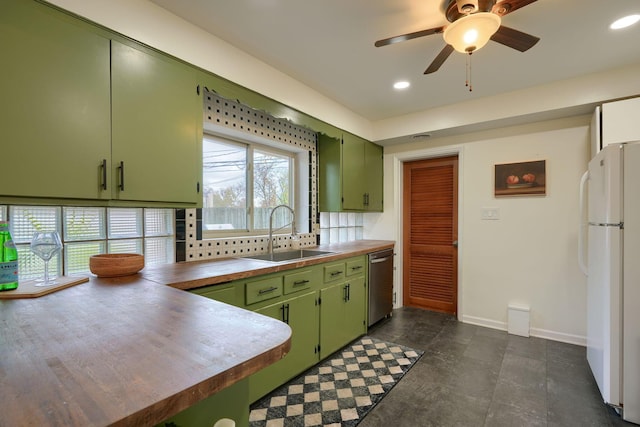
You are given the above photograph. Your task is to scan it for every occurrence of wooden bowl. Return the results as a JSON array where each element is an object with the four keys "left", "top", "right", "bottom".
[{"left": 89, "top": 254, "right": 144, "bottom": 277}]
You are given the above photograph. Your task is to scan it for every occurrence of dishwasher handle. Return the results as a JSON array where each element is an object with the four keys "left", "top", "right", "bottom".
[{"left": 370, "top": 256, "right": 392, "bottom": 264}]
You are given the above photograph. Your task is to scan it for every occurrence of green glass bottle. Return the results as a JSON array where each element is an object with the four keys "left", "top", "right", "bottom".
[{"left": 0, "top": 221, "right": 19, "bottom": 291}]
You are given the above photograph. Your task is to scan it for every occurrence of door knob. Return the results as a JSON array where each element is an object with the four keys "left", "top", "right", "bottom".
[{"left": 453, "top": 240, "right": 458, "bottom": 248}]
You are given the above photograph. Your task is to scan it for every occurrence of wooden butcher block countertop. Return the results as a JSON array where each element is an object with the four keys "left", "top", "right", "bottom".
[
  {"left": 142, "top": 240, "right": 395, "bottom": 291},
  {"left": 0, "top": 240, "right": 393, "bottom": 427},
  {"left": 0, "top": 276, "right": 291, "bottom": 427}
]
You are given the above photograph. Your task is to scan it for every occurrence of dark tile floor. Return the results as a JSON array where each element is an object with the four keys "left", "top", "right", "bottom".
[{"left": 361, "top": 307, "right": 633, "bottom": 427}]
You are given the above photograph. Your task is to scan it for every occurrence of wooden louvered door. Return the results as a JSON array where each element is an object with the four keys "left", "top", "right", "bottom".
[{"left": 403, "top": 156, "right": 458, "bottom": 314}]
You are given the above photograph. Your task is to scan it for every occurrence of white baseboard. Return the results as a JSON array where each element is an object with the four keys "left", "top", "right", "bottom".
[
  {"left": 530, "top": 328, "right": 586, "bottom": 347},
  {"left": 461, "top": 315, "right": 507, "bottom": 331},
  {"left": 461, "top": 315, "right": 586, "bottom": 347}
]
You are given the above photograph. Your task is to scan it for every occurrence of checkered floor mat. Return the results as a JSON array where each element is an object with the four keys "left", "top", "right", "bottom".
[{"left": 249, "top": 336, "right": 423, "bottom": 427}]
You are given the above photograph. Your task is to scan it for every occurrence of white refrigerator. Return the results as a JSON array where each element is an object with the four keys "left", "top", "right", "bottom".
[{"left": 579, "top": 141, "right": 640, "bottom": 423}]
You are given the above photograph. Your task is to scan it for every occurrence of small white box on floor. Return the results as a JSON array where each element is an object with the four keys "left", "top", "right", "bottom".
[{"left": 508, "top": 304, "right": 530, "bottom": 337}]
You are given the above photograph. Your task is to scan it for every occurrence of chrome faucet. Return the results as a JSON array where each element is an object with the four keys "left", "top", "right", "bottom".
[{"left": 268, "top": 204, "right": 297, "bottom": 257}]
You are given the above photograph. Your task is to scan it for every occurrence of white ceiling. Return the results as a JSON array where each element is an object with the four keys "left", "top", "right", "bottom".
[{"left": 148, "top": 0, "right": 640, "bottom": 122}]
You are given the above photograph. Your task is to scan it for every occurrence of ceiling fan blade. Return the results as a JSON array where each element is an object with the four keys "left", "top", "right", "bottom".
[
  {"left": 375, "top": 26, "right": 445, "bottom": 47},
  {"left": 492, "top": 0, "right": 538, "bottom": 17},
  {"left": 424, "top": 44, "right": 455, "bottom": 74},
  {"left": 490, "top": 25, "right": 539, "bottom": 52}
]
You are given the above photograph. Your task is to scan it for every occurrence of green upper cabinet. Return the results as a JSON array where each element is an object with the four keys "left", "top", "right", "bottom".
[
  {"left": 0, "top": 1, "right": 111, "bottom": 201},
  {"left": 318, "top": 133, "right": 383, "bottom": 212},
  {"left": 341, "top": 134, "right": 367, "bottom": 210},
  {"left": 364, "top": 140, "right": 384, "bottom": 211},
  {"left": 0, "top": 1, "right": 200, "bottom": 206},
  {"left": 111, "top": 41, "right": 200, "bottom": 204}
]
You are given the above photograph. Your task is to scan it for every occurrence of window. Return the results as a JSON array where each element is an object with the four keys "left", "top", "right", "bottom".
[
  {"left": 203, "top": 137, "right": 247, "bottom": 231},
  {"left": 202, "top": 134, "right": 295, "bottom": 235},
  {"left": 3, "top": 205, "right": 174, "bottom": 280}
]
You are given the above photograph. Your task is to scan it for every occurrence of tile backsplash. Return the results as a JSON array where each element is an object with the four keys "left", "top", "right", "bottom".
[
  {"left": 175, "top": 208, "right": 317, "bottom": 262},
  {"left": 175, "top": 91, "right": 364, "bottom": 263},
  {"left": 319, "top": 212, "right": 364, "bottom": 244}
]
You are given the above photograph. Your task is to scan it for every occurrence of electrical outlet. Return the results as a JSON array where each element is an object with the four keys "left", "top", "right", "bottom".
[{"left": 481, "top": 207, "right": 500, "bottom": 220}]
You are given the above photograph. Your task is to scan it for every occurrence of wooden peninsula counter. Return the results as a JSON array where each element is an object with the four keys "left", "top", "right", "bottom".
[
  {"left": 0, "top": 276, "right": 291, "bottom": 426},
  {"left": 0, "top": 240, "right": 394, "bottom": 426}
]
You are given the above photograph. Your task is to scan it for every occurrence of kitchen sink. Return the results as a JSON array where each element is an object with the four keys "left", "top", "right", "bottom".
[{"left": 243, "top": 249, "right": 335, "bottom": 262}]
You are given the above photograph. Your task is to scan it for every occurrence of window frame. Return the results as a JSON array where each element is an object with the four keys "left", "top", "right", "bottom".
[{"left": 202, "top": 132, "right": 299, "bottom": 239}]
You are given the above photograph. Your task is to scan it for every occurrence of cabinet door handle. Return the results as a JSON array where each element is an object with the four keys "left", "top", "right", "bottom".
[
  {"left": 258, "top": 286, "right": 278, "bottom": 295},
  {"left": 344, "top": 283, "right": 350, "bottom": 302},
  {"left": 330, "top": 271, "right": 343, "bottom": 277},
  {"left": 280, "top": 303, "right": 290, "bottom": 324},
  {"left": 293, "top": 279, "right": 309, "bottom": 286},
  {"left": 100, "top": 159, "right": 107, "bottom": 190},
  {"left": 351, "top": 265, "right": 363, "bottom": 271},
  {"left": 118, "top": 161, "right": 125, "bottom": 191}
]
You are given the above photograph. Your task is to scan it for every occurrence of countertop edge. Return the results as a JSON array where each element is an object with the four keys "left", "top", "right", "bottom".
[{"left": 112, "top": 334, "right": 291, "bottom": 427}]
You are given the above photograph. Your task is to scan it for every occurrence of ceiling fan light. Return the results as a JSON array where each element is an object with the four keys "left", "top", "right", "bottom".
[
  {"left": 443, "top": 12, "right": 502, "bottom": 53},
  {"left": 463, "top": 29, "right": 479, "bottom": 44},
  {"left": 610, "top": 14, "right": 640, "bottom": 30}
]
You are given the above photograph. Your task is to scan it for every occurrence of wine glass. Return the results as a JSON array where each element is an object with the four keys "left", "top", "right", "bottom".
[{"left": 30, "top": 232, "right": 63, "bottom": 286}]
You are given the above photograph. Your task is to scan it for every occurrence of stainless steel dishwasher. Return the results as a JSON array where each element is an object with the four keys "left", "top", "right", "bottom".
[{"left": 368, "top": 249, "right": 394, "bottom": 326}]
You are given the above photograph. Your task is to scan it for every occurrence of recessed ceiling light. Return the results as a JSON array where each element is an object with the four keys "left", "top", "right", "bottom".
[
  {"left": 393, "top": 81, "right": 410, "bottom": 90},
  {"left": 610, "top": 14, "right": 640, "bottom": 30}
]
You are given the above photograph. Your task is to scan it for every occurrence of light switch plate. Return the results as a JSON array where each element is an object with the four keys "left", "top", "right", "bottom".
[{"left": 481, "top": 207, "right": 500, "bottom": 220}]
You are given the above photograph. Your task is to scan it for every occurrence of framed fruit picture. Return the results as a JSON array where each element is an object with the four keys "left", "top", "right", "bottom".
[{"left": 494, "top": 160, "right": 546, "bottom": 197}]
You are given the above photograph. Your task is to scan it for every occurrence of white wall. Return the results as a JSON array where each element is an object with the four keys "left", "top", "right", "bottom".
[{"left": 365, "top": 115, "right": 591, "bottom": 345}]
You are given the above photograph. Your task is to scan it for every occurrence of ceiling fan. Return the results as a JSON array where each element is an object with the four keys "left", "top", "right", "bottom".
[{"left": 375, "top": 0, "right": 540, "bottom": 75}]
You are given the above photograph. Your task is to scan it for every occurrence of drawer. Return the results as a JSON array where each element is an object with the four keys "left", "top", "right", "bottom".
[
  {"left": 323, "top": 262, "right": 345, "bottom": 283},
  {"left": 193, "top": 285, "right": 237, "bottom": 306},
  {"left": 245, "top": 276, "right": 283, "bottom": 305},
  {"left": 284, "top": 269, "right": 314, "bottom": 295},
  {"left": 345, "top": 258, "right": 366, "bottom": 277}
]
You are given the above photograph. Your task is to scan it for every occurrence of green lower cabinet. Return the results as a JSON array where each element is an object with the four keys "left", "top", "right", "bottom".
[
  {"left": 157, "top": 378, "right": 248, "bottom": 427},
  {"left": 319, "top": 282, "right": 349, "bottom": 359},
  {"left": 249, "top": 290, "right": 319, "bottom": 402},
  {"left": 320, "top": 276, "right": 367, "bottom": 360},
  {"left": 344, "top": 276, "right": 367, "bottom": 340}
]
